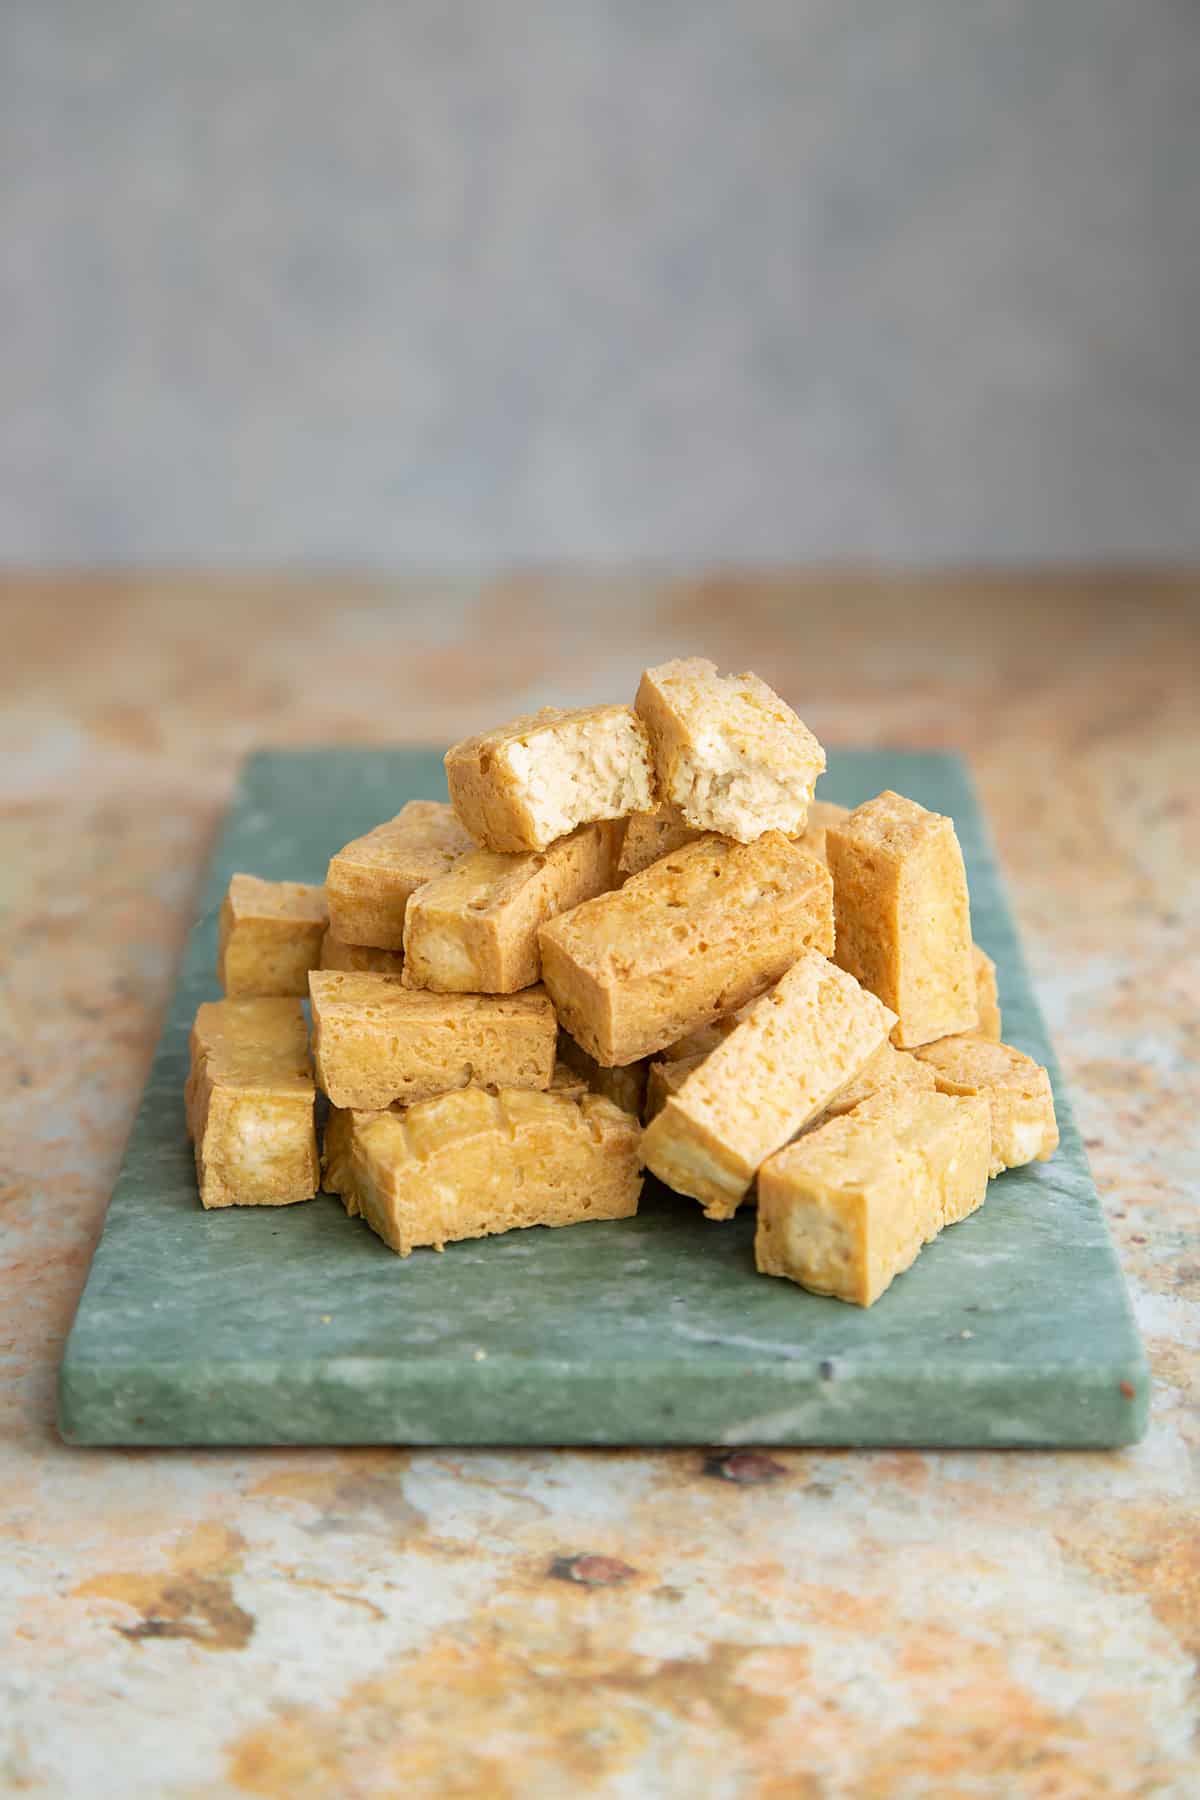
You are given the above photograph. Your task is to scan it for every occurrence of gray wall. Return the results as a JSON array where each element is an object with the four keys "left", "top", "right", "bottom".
[{"left": 3, "top": 0, "right": 1198, "bottom": 565}]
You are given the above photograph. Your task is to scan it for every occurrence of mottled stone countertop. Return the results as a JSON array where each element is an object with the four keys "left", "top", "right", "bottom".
[{"left": 2, "top": 573, "right": 1197, "bottom": 1797}]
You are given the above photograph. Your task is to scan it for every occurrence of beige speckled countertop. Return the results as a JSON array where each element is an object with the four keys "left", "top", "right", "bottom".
[{"left": 2, "top": 573, "right": 1197, "bottom": 1797}]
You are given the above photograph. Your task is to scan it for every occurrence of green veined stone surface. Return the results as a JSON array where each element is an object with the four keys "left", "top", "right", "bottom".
[{"left": 58, "top": 750, "right": 1149, "bottom": 1448}]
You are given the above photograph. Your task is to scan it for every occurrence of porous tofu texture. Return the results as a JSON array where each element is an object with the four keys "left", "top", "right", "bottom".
[
  {"left": 827, "top": 790, "right": 977, "bottom": 1048},
  {"left": 184, "top": 998, "right": 318, "bottom": 1208},
  {"left": 322, "top": 1083, "right": 642, "bottom": 1256},
  {"left": 645, "top": 1051, "right": 706, "bottom": 1123},
  {"left": 912, "top": 1033, "right": 1058, "bottom": 1176},
  {"left": 309, "top": 971, "right": 557, "bottom": 1110},
  {"left": 217, "top": 874, "right": 328, "bottom": 998},
  {"left": 972, "top": 944, "right": 1002, "bottom": 1041},
  {"left": 756, "top": 1088, "right": 991, "bottom": 1306},
  {"left": 635, "top": 658, "right": 825, "bottom": 843},
  {"left": 538, "top": 832, "right": 834, "bottom": 1067},
  {"left": 618, "top": 804, "right": 702, "bottom": 877},
  {"left": 445, "top": 705, "right": 656, "bottom": 854},
  {"left": 402, "top": 821, "right": 622, "bottom": 994},
  {"left": 325, "top": 802, "right": 475, "bottom": 950},
  {"left": 641, "top": 952, "right": 897, "bottom": 1218},
  {"left": 319, "top": 930, "right": 406, "bottom": 977}
]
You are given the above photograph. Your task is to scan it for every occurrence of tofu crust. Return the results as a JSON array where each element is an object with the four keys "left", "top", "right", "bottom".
[
  {"left": 640, "top": 952, "right": 897, "bottom": 1218},
  {"left": 402, "top": 821, "right": 622, "bottom": 994},
  {"left": 325, "top": 802, "right": 475, "bottom": 950},
  {"left": 912, "top": 1033, "right": 1058, "bottom": 1176},
  {"left": 827, "top": 790, "right": 977, "bottom": 1048},
  {"left": 635, "top": 657, "right": 825, "bottom": 842},
  {"left": 217, "top": 874, "right": 328, "bottom": 998},
  {"left": 184, "top": 998, "right": 319, "bottom": 1208},
  {"left": 445, "top": 704, "right": 656, "bottom": 853},
  {"left": 538, "top": 832, "right": 835, "bottom": 1066},
  {"left": 322, "top": 1084, "right": 643, "bottom": 1256},
  {"left": 618, "top": 804, "right": 703, "bottom": 877},
  {"left": 556, "top": 1030, "right": 648, "bottom": 1116},
  {"left": 309, "top": 971, "right": 557, "bottom": 1109},
  {"left": 972, "top": 944, "right": 1003, "bottom": 1041},
  {"left": 756, "top": 1088, "right": 991, "bottom": 1305}
]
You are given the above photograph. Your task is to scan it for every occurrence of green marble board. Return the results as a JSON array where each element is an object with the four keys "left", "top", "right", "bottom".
[{"left": 59, "top": 750, "right": 1148, "bottom": 1449}]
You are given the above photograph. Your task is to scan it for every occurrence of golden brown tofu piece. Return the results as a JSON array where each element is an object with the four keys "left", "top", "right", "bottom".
[
  {"left": 912, "top": 1033, "right": 1058, "bottom": 1177},
  {"left": 401, "top": 821, "right": 622, "bottom": 994},
  {"left": 445, "top": 704, "right": 656, "bottom": 853},
  {"left": 184, "top": 998, "right": 318, "bottom": 1208},
  {"left": 217, "top": 874, "right": 328, "bottom": 998},
  {"left": 795, "top": 799, "right": 850, "bottom": 867},
  {"left": 827, "top": 790, "right": 977, "bottom": 1048},
  {"left": 972, "top": 944, "right": 1002, "bottom": 1041},
  {"left": 539, "top": 832, "right": 834, "bottom": 1067},
  {"left": 635, "top": 657, "right": 825, "bottom": 842},
  {"left": 813, "top": 1040, "right": 937, "bottom": 1125},
  {"left": 556, "top": 1030, "right": 647, "bottom": 1116},
  {"left": 319, "top": 929, "right": 406, "bottom": 977},
  {"left": 322, "top": 1084, "right": 642, "bottom": 1256},
  {"left": 309, "top": 971, "right": 557, "bottom": 1110},
  {"left": 756, "top": 1089, "right": 991, "bottom": 1306},
  {"left": 325, "top": 801, "right": 475, "bottom": 950},
  {"left": 618, "top": 804, "right": 703, "bottom": 877},
  {"left": 641, "top": 952, "right": 897, "bottom": 1218}
]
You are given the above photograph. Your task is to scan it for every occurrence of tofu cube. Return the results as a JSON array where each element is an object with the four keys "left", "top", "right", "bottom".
[
  {"left": 618, "top": 804, "right": 702, "bottom": 877},
  {"left": 402, "top": 821, "right": 622, "bottom": 994},
  {"left": 972, "top": 944, "right": 1002, "bottom": 1041},
  {"left": 322, "top": 1084, "right": 642, "bottom": 1256},
  {"left": 635, "top": 658, "right": 825, "bottom": 842},
  {"left": 445, "top": 704, "right": 656, "bottom": 853},
  {"left": 320, "top": 929, "right": 406, "bottom": 977},
  {"left": 325, "top": 802, "right": 475, "bottom": 950},
  {"left": 538, "top": 832, "right": 834, "bottom": 1066},
  {"left": 756, "top": 1088, "right": 992, "bottom": 1306},
  {"left": 912, "top": 1033, "right": 1058, "bottom": 1176},
  {"left": 217, "top": 874, "right": 328, "bottom": 998},
  {"left": 184, "top": 998, "right": 319, "bottom": 1208},
  {"left": 308, "top": 971, "right": 557, "bottom": 1110},
  {"left": 641, "top": 952, "right": 897, "bottom": 1218},
  {"left": 827, "top": 790, "right": 977, "bottom": 1048}
]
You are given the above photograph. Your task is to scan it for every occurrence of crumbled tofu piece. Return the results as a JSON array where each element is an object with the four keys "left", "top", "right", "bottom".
[
  {"left": 217, "top": 874, "right": 328, "bottom": 998},
  {"left": 325, "top": 802, "right": 475, "bottom": 950},
  {"left": 309, "top": 971, "right": 557, "bottom": 1109},
  {"left": 320, "top": 929, "right": 406, "bottom": 977},
  {"left": 756, "top": 1088, "right": 991, "bottom": 1305},
  {"left": 402, "top": 821, "right": 622, "bottom": 994},
  {"left": 641, "top": 952, "right": 897, "bottom": 1218},
  {"left": 635, "top": 658, "right": 825, "bottom": 842},
  {"left": 972, "top": 944, "right": 1002, "bottom": 1041},
  {"left": 538, "top": 832, "right": 834, "bottom": 1066},
  {"left": 812, "top": 1040, "right": 937, "bottom": 1125},
  {"left": 795, "top": 799, "right": 851, "bottom": 867},
  {"left": 184, "top": 998, "right": 318, "bottom": 1208},
  {"left": 618, "top": 804, "right": 703, "bottom": 877},
  {"left": 557, "top": 1031, "right": 647, "bottom": 1116},
  {"left": 827, "top": 790, "right": 977, "bottom": 1048},
  {"left": 912, "top": 1034, "right": 1058, "bottom": 1176},
  {"left": 322, "top": 1083, "right": 642, "bottom": 1256},
  {"left": 445, "top": 705, "right": 656, "bottom": 853},
  {"left": 645, "top": 1052, "right": 706, "bottom": 1123}
]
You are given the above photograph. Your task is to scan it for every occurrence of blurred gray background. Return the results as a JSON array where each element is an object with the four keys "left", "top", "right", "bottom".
[{"left": 3, "top": 0, "right": 1198, "bottom": 565}]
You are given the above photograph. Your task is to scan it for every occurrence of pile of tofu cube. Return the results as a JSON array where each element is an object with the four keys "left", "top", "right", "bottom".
[{"left": 186, "top": 657, "right": 1059, "bottom": 1307}]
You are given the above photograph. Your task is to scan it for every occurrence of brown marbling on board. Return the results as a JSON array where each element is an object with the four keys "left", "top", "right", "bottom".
[{"left": 0, "top": 571, "right": 1197, "bottom": 1793}]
